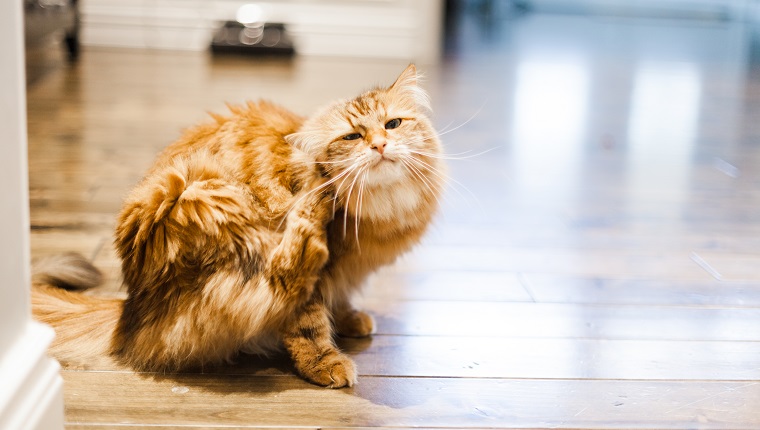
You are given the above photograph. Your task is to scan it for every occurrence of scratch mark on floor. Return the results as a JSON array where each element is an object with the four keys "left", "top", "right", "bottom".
[{"left": 665, "top": 382, "right": 757, "bottom": 414}]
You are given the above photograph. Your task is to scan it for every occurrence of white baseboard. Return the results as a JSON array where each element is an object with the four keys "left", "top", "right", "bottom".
[{"left": 0, "top": 322, "right": 64, "bottom": 430}]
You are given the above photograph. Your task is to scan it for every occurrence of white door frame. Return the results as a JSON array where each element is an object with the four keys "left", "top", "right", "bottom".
[{"left": 0, "top": 1, "right": 65, "bottom": 429}]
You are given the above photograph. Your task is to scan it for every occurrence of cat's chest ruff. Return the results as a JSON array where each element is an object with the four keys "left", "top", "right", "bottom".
[{"left": 351, "top": 181, "right": 425, "bottom": 225}]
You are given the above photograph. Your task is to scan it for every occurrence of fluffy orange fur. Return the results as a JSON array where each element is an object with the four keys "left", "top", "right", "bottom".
[{"left": 32, "top": 64, "right": 444, "bottom": 388}]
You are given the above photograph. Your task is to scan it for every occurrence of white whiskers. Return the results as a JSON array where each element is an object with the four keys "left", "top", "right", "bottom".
[
  {"left": 436, "top": 98, "right": 488, "bottom": 137},
  {"left": 341, "top": 160, "right": 366, "bottom": 238},
  {"left": 354, "top": 170, "right": 368, "bottom": 251},
  {"left": 408, "top": 146, "right": 501, "bottom": 161},
  {"left": 404, "top": 151, "right": 482, "bottom": 212}
]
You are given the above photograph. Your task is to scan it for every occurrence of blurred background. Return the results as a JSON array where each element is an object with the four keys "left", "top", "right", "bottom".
[{"left": 24, "top": 0, "right": 760, "bottom": 62}]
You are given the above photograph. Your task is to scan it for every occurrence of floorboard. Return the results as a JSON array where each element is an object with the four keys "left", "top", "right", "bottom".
[{"left": 62, "top": 372, "right": 760, "bottom": 429}]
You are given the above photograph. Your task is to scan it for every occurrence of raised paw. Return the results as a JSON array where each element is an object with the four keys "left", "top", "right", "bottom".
[
  {"left": 310, "top": 179, "right": 337, "bottom": 226},
  {"left": 287, "top": 176, "right": 335, "bottom": 228},
  {"left": 296, "top": 350, "right": 357, "bottom": 388},
  {"left": 335, "top": 310, "right": 376, "bottom": 338},
  {"left": 302, "top": 234, "right": 329, "bottom": 273}
]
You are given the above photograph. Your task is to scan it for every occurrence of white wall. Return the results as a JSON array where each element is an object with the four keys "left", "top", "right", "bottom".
[
  {"left": 79, "top": 0, "right": 444, "bottom": 62},
  {"left": 0, "top": 0, "right": 65, "bottom": 428}
]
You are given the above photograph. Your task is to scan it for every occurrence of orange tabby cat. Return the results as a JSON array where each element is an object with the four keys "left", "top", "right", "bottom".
[{"left": 32, "top": 64, "right": 444, "bottom": 388}]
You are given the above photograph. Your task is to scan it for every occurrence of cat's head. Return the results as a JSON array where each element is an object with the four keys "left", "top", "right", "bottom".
[{"left": 285, "top": 64, "right": 441, "bottom": 190}]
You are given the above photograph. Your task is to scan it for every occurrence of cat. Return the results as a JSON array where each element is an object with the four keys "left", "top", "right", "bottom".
[{"left": 32, "top": 64, "right": 444, "bottom": 388}]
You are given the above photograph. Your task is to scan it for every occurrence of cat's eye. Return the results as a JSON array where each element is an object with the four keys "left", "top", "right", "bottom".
[
  {"left": 385, "top": 118, "right": 402, "bottom": 130},
  {"left": 343, "top": 133, "right": 362, "bottom": 141}
]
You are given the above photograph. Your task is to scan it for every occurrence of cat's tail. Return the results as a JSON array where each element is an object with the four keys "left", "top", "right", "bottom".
[{"left": 31, "top": 252, "right": 123, "bottom": 369}]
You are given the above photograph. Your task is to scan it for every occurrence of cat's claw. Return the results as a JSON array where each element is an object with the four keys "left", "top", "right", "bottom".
[{"left": 299, "top": 352, "right": 357, "bottom": 388}]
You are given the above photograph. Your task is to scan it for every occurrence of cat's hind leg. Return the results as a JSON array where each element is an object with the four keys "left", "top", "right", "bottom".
[
  {"left": 283, "top": 297, "right": 357, "bottom": 388},
  {"left": 334, "top": 304, "right": 376, "bottom": 338}
]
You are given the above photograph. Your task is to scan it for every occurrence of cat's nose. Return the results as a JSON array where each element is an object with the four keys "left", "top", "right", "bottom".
[{"left": 372, "top": 140, "right": 387, "bottom": 155}]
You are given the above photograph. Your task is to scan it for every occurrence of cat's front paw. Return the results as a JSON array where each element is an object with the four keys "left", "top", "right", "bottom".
[
  {"left": 335, "top": 310, "right": 376, "bottom": 338},
  {"left": 297, "top": 351, "right": 357, "bottom": 388},
  {"left": 311, "top": 178, "right": 336, "bottom": 225}
]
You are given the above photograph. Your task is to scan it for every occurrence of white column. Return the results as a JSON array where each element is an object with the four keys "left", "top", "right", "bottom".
[{"left": 0, "top": 0, "right": 65, "bottom": 429}]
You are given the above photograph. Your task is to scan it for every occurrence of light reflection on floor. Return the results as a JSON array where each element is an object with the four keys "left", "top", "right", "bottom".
[{"left": 432, "top": 12, "right": 755, "bottom": 231}]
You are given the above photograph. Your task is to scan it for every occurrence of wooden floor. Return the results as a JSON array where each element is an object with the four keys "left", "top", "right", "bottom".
[{"left": 26, "top": 11, "right": 760, "bottom": 429}]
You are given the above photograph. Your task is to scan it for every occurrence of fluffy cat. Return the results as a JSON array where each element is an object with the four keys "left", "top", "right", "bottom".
[{"left": 32, "top": 64, "right": 444, "bottom": 388}]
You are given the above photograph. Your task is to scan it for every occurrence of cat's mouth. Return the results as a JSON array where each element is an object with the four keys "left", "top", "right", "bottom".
[
  {"left": 371, "top": 158, "right": 395, "bottom": 171},
  {"left": 373, "top": 154, "right": 396, "bottom": 164}
]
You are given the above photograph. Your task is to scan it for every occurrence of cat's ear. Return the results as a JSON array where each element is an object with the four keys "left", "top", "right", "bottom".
[
  {"left": 389, "top": 64, "right": 431, "bottom": 111},
  {"left": 285, "top": 131, "right": 321, "bottom": 155},
  {"left": 391, "top": 64, "right": 419, "bottom": 89}
]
